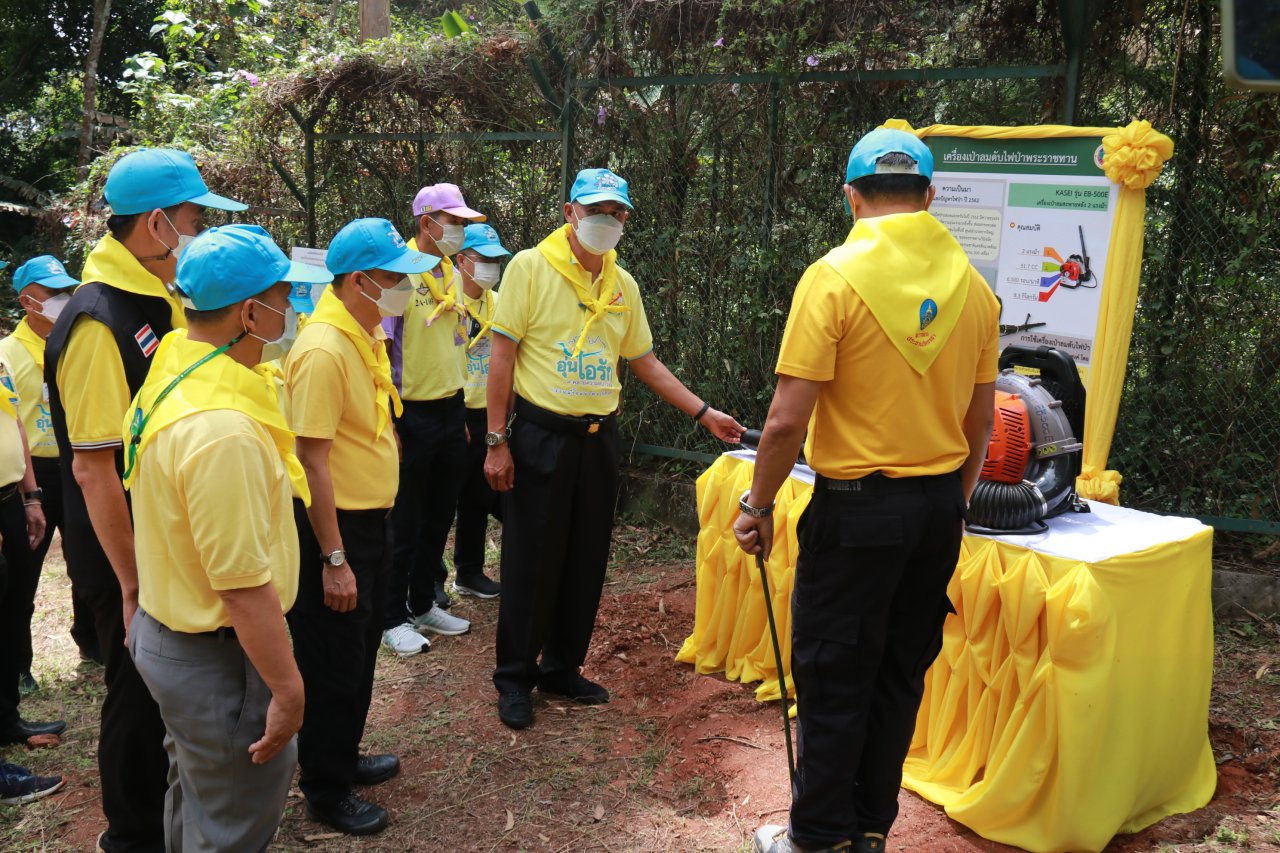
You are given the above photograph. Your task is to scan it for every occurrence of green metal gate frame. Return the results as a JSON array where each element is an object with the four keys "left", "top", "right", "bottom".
[{"left": 265, "top": 2, "right": 1279, "bottom": 535}]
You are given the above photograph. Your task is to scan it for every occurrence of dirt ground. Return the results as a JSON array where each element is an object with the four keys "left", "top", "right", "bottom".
[{"left": 3, "top": 524, "right": 1279, "bottom": 852}]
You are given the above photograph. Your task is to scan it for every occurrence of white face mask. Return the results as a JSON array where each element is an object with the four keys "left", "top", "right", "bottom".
[
  {"left": 471, "top": 261, "right": 501, "bottom": 291},
  {"left": 32, "top": 293, "right": 71, "bottom": 323},
  {"left": 431, "top": 218, "right": 465, "bottom": 256},
  {"left": 245, "top": 299, "right": 294, "bottom": 347},
  {"left": 157, "top": 210, "right": 197, "bottom": 260},
  {"left": 360, "top": 272, "right": 413, "bottom": 317},
  {"left": 573, "top": 213, "right": 624, "bottom": 255}
]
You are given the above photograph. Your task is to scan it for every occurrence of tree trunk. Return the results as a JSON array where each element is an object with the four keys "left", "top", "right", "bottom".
[
  {"left": 359, "top": 0, "right": 389, "bottom": 42},
  {"left": 77, "top": 0, "right": 113, "bottom": 179}
]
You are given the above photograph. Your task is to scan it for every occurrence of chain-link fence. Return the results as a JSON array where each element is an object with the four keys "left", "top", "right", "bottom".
[{"left": 139, "top": 0, "right": 1277, "bottom": 534}]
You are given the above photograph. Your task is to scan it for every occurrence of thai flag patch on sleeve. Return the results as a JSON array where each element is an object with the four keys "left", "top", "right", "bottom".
[{"left": 135, "top": 324, "right": 159, "bottom": 357}]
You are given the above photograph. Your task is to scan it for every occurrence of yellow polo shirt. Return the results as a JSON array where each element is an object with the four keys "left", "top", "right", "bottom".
[
  {"left": 777, "top": 262, "right": 999, "bottom": 479},
  {"left": 401, "top": 245, "right": 466, "bottom": 401},
  {"left": 491, "top": 245, "right": 653, "bottom": 417},
  {"left": 59, "top": 234, "right": 186, "bottom": 450},
  {"left": 0, "top": 320, "right": 57, "bottom": 457},
  {"left": 132, "top": 410, "right": 299, "bottom": 633},
  {"left": 286, "top": 320, "right": 399, "bottom": 510},
  {"left": 0, "top": 392, "right": 25, "bottom": 488},
  {"left": 462, "top": 290, "right": 498, "bottom": 410}
]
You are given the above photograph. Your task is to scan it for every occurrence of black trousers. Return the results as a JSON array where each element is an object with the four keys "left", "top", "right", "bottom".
[
  {"left": 386, "top": 394, "right": 468, "bottom": 626},
  {"left": 493, "top": 401, "right": 618, "bottom": 695},
  {"left": 84, "top": 580, "right": 168, "bottom": 853},
  {"left": 0, "top": 486, "right": 34, "bottom": 729},
  {"left": 787, "top": 471, "right": 966, "bottom": 848},
  {"left": 454, "top": 406, "right": 502, "bottom": 581},
  {"left": 20, "top": 456, "right": 97, "bottom": 671},
  {"left": 289, "top": 500, "right": 392, "bottom": 806}
]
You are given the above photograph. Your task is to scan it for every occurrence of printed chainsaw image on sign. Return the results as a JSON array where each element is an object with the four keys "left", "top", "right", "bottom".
[{"left": 925, "top": 135, "right": 1117, "bottom": 381}]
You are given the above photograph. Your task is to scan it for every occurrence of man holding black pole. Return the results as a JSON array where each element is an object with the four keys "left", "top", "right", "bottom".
[{"left": 734, "top": 128, "right": 998, "bottom": 853}]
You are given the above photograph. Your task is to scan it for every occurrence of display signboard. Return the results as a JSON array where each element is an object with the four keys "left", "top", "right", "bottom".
[{"left": 925, "top": 135, "right": 1116, "bottom": 381}]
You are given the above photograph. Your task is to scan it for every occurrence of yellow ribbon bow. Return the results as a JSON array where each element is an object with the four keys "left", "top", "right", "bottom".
[
  {"left": 1102, "top": 120, "right": 1175, "bottom": 190},
  {"left": 407, "top": 242, "right": 468, "bottom": 334},
  {"left": 536, "top": 223, "right": 630, "bottom": 357},
  {"left": 307, "top": 288, "right": 403, "bottom": 438}
]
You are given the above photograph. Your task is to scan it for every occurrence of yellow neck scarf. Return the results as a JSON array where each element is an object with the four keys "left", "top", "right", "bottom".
[
  {"left": 120, "top": 330, "right": 311, "bottom": 504},
  {"left": 823, "top": 211, "right": 972, "bottom": 375},
  {"left": 12, "top": 319, "right": 45, "bottom": 371},
  {"left": 81, "top": 233, "right": 186, "bottom": 330},
  {"left": 407, "top": 241, "right": 467, "bottom": 332},
  {"left": 306, "top": 288, "right": 402, "bottom": 437},
  {"left": 536, "top": 224, "right": 629, "bottom": 358},
  {"left": 465, "top": 289, "right": 495, "bottom": 350}
]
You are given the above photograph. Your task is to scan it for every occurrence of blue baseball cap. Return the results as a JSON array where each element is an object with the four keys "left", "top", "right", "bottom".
[
  {"left": 175, "top": 225, "right": 332, "bottom": 311},
  {"left": 460, "top": 224, "right": 511, "bottom": 258},
  {"left": 325, "top": 218, "right": 439, "bottom": 276},
  {"left": 104, "top": 149, "right": 248, "bottom": 216},
  {"left": 569, "top": 168, "right": 634, "bottom": 209},
  {"left": 845, "top": 128, "right": 934, "bottom": 183},
  {"left": 13, "top": 256, "right": 78, "bottom": 292}
]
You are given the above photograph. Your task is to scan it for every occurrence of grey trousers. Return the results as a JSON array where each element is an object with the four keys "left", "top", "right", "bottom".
[{"left": 129, "top": 609, "right": 296, "bottom": 853}]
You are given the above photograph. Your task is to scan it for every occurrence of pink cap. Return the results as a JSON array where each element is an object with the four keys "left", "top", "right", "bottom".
[{"left": 412, "top": 183, "right": 486, "bottom": 221}]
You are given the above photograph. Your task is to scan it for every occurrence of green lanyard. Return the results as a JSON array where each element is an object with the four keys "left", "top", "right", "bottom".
[{"left": 122, "top": 341, "right": 233, "bottom": 481}]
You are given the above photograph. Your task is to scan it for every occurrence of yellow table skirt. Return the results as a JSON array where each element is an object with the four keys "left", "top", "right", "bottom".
[{"left": 677, "top": 452, "right": 1217, "bottom": 853}]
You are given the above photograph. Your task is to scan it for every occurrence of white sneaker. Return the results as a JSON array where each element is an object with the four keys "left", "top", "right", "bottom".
[
  {"left": 412, "top": 604, "right": 470, "bottom": 636},
  {"left": 382, "top": 624, "right": 429, "bottom": 656}
]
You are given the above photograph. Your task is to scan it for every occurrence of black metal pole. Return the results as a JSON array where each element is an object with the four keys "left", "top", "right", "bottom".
[{"left": 756, "top": 551, "right": 797, "bottom": 787}]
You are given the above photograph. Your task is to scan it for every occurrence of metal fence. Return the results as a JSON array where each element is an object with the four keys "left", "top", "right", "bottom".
[{"left": 256, "top": 28, "right": 1279, "bottom": 535}]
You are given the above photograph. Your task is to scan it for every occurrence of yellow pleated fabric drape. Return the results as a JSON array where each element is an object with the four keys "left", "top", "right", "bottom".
[
  {"left": 679, "top": 453, "right": 1216, "bottom": 852},
  {"left": 881, "top": 119, "right": 1174, "bottom": 505},
  {"left": 676, "top": 453, "right": 808, "bottom": 710}
]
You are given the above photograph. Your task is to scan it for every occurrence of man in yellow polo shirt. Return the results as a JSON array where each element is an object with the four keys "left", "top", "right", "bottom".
[
  {"left": 733, "top": 129, "right": 998, "bottom": 853},
  {"left": 286, "top": 217, "right": 435, "bottom": 836},
  {"left": 45, "top": 147, "right": 246, "bottom": 853},
  {"left": 0, "top": 256, "right": 99, "bottom": 695},
  {"left": 378, "top": 183, "right": 478, "bottom": 656},
  {"left": 451, "top": 223, "right": 511, "bottom": 599},
  {"left": 0, "top": 359, "right": 64, "bottom": 806},
  {"left": 123, "top": 224, "right": 330, "bottom": 851},
  {"left": 484, "top": 168, "right": 744, "bottom": 730}
]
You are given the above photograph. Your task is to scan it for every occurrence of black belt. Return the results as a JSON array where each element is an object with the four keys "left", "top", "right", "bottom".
[
  {"left": 0, "top": 483, "right": 19, "bottom": 503},
  {"left": 400, "top": 390, "right": 463, "bottom": 411},
  {"left": 814, "top": 469, "right": 960, "bottom": 496},
  {"left": 514, "top": 397, "right": 615, "bottom": 436}
]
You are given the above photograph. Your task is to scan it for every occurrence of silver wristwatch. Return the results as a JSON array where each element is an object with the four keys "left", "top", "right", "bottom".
[
  {"left": 738, "top": 491, "right": 774, "bottom": 518},
  {"left": 484, "top": 430, "right": 509, "bottom": 447},
  {"left": 323, "top": 549, "right": 347, "bottom": 567}
]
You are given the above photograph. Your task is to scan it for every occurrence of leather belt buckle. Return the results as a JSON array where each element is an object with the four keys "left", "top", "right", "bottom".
[{"left": 587, "top": 422, "right": 600, "bottom": 435}]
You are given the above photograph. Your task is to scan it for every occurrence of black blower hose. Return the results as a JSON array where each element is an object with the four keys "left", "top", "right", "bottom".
[{"left": 966, "top": 480, "right": 1048, "bottom": 535}]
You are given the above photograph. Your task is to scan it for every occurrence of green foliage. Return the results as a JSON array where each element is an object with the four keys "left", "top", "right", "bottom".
[{"left": 23, "top": 0, "right": 1280, "bottom": 525}]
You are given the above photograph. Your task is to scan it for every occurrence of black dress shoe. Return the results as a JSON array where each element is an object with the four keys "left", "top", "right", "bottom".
[
  {"left": 305, "top": 791, "right": 389, "bottom": 835},
  {"left": 354, "top": 753, "right": 400, "bottom": 785},
  {"left": 1, "top": 717, "right": 66, "bottom": 744},
  {"left": 498, "top": 692, "right": 533, "bottom": 730},
  {"left": 538, "top": 672, "right": 609, "bottom": 705}
]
